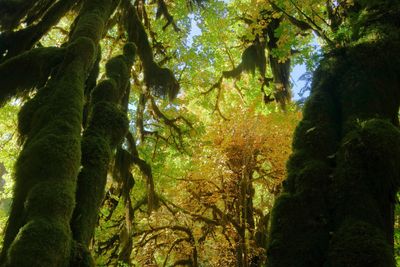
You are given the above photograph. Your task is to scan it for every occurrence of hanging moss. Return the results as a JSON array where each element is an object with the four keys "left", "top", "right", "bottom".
[
  {"left": 0, "top": 47, "right": 65, "bottom": 106},
  {"left": 145, "top": 62, "right": 180, "bottom": 101},
  {"left": 17, "top": 86, "right": 52, "bottom": 140}
]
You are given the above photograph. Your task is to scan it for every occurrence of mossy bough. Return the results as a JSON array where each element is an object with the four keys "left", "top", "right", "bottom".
[
  {"left": 0, "top": 47, "right": 65, "bottom": 106},
  {"left": 70, "top": 43, "right": 135, "bottom": 265}
]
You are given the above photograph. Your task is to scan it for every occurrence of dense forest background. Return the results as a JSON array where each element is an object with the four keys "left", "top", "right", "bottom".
[{"left": 0, "top": 0, "right": 399, "bottom": 266}]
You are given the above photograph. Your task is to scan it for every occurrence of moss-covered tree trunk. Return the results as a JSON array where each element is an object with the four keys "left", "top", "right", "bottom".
[
  {"left": 0, "top": 0, "right": 120, "bottom": 266},
  {"left": 267, "top": 2, "right": 400, "bottom": 267}
]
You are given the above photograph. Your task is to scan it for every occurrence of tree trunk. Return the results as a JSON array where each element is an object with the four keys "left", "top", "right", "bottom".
[
  {"left": 0, "top": 0, "right": 120, "bottom": 266},
  {"left": 266, "top": 2, "right": 400, "bottom": 266}
]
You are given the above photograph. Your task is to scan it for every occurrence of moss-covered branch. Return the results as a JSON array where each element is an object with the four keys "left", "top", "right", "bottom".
[
  {"left": 0, "top": 47, "right": 65, "bottom": 106},
  {"left": 1, "top": 36, "right": 96, "bottom": 267},
  {"left": 0, "top": 0, "right": 120, "bottom": 266},
  {"left": 0, "top": 0, "right": 79, "bottom": 62},
  {"left": 70, "top": 43, "right": 135, "bottom": 265}
]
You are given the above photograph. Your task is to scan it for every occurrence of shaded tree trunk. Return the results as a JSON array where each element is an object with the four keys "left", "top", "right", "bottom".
[
  {"left": 266, "top": 2, "right": 400, "bottom": 267},
  {"left": 0, "top": 0, "right": 121, "bottom": 266}
]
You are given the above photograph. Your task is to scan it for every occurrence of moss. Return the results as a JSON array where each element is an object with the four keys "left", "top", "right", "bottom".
[
  {"left": 331, "top": 118, "right": 400, "bottom": 231},
  {"left": 90, "top": 80, "right": 119, "bottom": 103},
  {"left": 292, "top": 160, "right": 331, "bottom": 195},
  {"left": 17, "top": 86, "right": 53, "bottom": 139},
  {"left": 327, "top": 219, "right": 395, "bottom": 267},
  {"left": 65, "top": 37, "right": 96, "bottom": 73},
  {"left": 267, "top": 193, "right": 329, "bottom": 267},
  {"left": 69, "top": 241, "right": 95, "bottom": 267},
  {"left": 88, "top": 103, "right": 129, "bottom": 146},
  {"left": 123, "top": 42, "right": 137, "bottom": 65},
  {"left": 145, "top": 63, "right": 180, "bottom": 100},
  {"left": 0, "top": 47, "right": 65, "bottom": 106},
  {"left": 70, "top": 13, "right": 105, "bottom": 44},
  {"left": 71, "top": 44, "right": 133, "bottom": 249},
  {"left": 292, "top": 119, "right": 338, "bottom": 159},
  {"left": 336, "top": 42, "right": 400, "bottom": 123},
  {"left": 70, "top": 0, "right": 117, "bottom": 44},
  {"left": 2, "top": 0, "right": 118, "bottom": 265},
  {"left": 3, "top": 25, "right": 93, "bottom": 267},
  {"left": 25, "top": 181, "right": 76, "bottom": 221},
  {"left": 7, "top": 219, "right": 71, "bottom": 267},
  {"left": 72, "top": 166, "right": 109, "bottom": 245},
  {"left": 80, "top": 135, "right": 111, "bottom": 167},
  {"left": 105, "top": 56, "right": 129, "bottom": 91}
]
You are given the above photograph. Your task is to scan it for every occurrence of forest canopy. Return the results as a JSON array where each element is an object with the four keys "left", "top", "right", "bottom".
[{"left": 0, "top": 0, "right": 400, "bottom": 266}]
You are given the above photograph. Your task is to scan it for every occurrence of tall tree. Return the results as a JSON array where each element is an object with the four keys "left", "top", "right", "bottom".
[
  {"left": 267, "top": 1, "right": 400, "bottom": 266},
  {"left": 0, "top": 0, "right": 183, "bottom": 265}
]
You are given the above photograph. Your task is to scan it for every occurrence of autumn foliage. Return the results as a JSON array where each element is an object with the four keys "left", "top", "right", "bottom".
[{"left": 121, "top": 107, "right": 300, "bottom": 266}]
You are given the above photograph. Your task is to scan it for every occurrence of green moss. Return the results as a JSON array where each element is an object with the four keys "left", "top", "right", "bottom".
[
  {"left": 80, "top": 135, "right": 111, "bottom": 167},
  {"left": 25, "top": 181, "right": 76, "bottom": 221},
  {"left": 16, "top": 134, "right": 81, "bottom": 182},
  {"left": 69, "top": 241, "right": 95, "bottom": 267},
  {"left": 71, "top": 45, "right": 132, "bottom": 249},
  {"left": 331, "top": 118, "right": 400, "bottom": 230},
  {"left": 17, "top": 86, "right": 53, "bottom": 139},
  {"left": 267, "top": 193, "right": 329, "bottom": 267},
  {"left": 145, "top": 63, "right": 180, "bottom": 101},
  {"left": 7, "top": 219, "right": 71, "bottom": 267},
  {"left": 292, "top": 119, "right": 338, "bottom": 159},
  {"left": 105, "top": 56, "right": 129, "bottom": 91},
  {"left": 90, "top": 80, "right": 118, "bottom": 103},
  {"left": 293, "top": 160, "right": 331, "bottom": 195},
  {"left": 70, "top": 14, "right": 105, "bottom": 44},
  {"left": 70, "top": 0, "right": 117, "bottom": 44},
  {"left": 88, "top": 103, "right": 128, "bottom": 146},
  {"left": 327, "top": 219, "right": 395, "bottom": 267},
  {"left": 0, "top": 47, "right": 65, "bottom": 106},
  {"left": 65, "top": 37, "right": 96, "bottom": 73},
  {"left": 123, "top": 42, "right": 137, "bottom": 65}
]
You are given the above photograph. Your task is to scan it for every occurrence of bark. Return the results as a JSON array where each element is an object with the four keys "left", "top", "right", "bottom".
[{"left": 266, "top": 2, "right": 400, "bottom": 267}]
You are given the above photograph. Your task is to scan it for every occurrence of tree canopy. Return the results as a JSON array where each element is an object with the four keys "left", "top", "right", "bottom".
[{"left": 0, "top": 0, "right": 399, "bottom": 266}]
